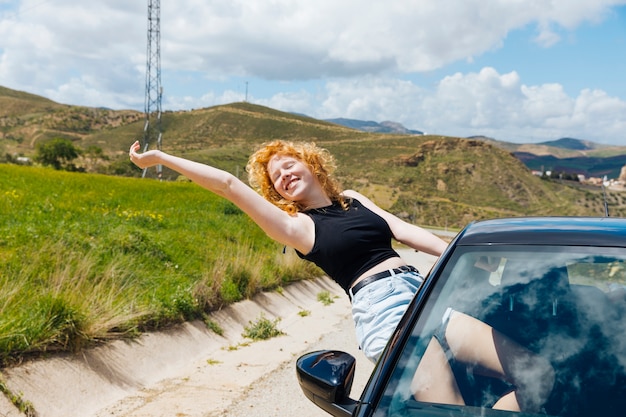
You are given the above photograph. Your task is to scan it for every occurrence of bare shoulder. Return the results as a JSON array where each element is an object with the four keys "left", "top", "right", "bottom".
[
  {"left": 341, "top": 189, "right": 401, "bottom": 224},
  {"left": 342, "top": 189, "right": 359, "bottom": 197},
  {"left": 342, "top": 189, "right": 378, "bottom": 208}
]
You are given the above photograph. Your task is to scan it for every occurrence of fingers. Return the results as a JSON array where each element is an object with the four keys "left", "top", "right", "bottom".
[
  {"left": 129, "top": 141, "right": 142, "bottom": 163},
  {"left": 129, "top": 141, "right": 142, "bottom": 167},
  {"left": 129, "top": 141, "right": 159, "bottom": 169}
]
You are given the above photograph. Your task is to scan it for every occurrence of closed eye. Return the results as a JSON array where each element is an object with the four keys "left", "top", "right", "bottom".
[{"left": 272, "top": 162, "right": 295, "bottom": 183}]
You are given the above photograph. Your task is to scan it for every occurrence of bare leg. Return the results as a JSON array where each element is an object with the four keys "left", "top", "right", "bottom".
[
  {"left": 445, "top": 311, "right": 554, "bottom": 411},
  {"left": 411, "top": 337, "right": 465, "bottom": 405},
  {"left": 493, "top": 391, "right": 521, "bottom": 412},
  {"left": 412, "top": 310, "right": 554, "bottom": 412}
]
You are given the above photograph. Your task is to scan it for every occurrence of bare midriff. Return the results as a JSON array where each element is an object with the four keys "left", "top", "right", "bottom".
[{"left": 350, "top": 256, "right": 407, "bottom": 289}]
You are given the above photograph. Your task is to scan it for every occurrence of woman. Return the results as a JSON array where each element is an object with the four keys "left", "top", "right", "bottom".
[{"left": 129, "top": 139, "right": 447, "bottom": 363}]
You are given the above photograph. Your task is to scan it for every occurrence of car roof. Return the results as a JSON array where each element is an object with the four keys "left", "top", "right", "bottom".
[{"left": 455, "top": 216, "right": 626, "bottom": 247}]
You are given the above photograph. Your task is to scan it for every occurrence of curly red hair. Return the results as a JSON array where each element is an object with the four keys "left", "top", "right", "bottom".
[{"left": 246, "top": 140, "right": 346, "bottom": 214}]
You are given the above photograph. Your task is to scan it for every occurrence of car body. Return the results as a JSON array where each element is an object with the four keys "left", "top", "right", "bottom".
[{"left": 297, "top": 217, "right": 626, "bottom": 417}]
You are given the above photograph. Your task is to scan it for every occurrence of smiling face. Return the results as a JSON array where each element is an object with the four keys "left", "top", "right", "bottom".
[
  {"left": 247, "top": 140, "right": 343, "bottom": 214},
  {"left": 268, "top": 154, "right": 315, "bottom": 202}
]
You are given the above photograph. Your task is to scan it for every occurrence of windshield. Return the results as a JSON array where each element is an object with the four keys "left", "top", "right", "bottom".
[{"left": 375, "top": 245, "right": 626, "bottom": 417}]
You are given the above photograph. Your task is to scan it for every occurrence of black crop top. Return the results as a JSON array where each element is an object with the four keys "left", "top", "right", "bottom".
[{"left": 295, "top": 198, "right": 400, "bottom": 293}]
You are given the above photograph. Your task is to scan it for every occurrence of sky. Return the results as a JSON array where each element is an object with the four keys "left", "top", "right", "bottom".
[{"left": 1, "top": 0, "right": 625, "bottom": 145}]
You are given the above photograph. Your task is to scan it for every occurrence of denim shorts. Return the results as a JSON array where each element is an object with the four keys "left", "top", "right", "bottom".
[{"left": 351, "top": 270, "right": 424, "bottom": 363}]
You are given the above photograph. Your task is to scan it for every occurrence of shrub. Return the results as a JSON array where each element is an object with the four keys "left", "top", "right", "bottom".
[{"left": 242, "top": 315, "right": 285, "bottom": 341}]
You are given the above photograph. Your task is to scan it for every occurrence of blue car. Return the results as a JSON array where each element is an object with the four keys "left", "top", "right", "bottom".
[{"left": 297, "top": 217, "right": 626, "bottom": 417}]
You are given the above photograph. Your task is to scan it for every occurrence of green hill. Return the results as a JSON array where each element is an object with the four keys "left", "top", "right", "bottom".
[
  {"left": 2, "top": 86, "right": 623, "bottom": 225},
  {"left": 0, "top": 86, "right": 144, "bottom": 158}
]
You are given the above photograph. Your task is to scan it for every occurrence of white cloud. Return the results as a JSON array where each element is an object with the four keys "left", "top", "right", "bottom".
[
  {"left": 257, "top": 90, "right": 315, "bottom": 115},
  {"left": 155, "top": 0, "right": 626, "bottom": 77},
  {"left": 0, "top": 0, "right": 145, "bottom": 107},
  {"left": 260, "top": 68, "right": 626, "bottom": 144},
  {"left": 320, "top": 77, "right": 423, "bottom": 121},
  {"left": 5, "top": 0, "right": 623, "bottom": 84},
  {"left": 0, "top": 0, "right": 625, "bottom": 144},
  {"left": 164, "top": 88, "right": 253, "bottom": 112},
  {"left": 417, "top": 69, "right": 626, "bottom": 143},
  {"left": 522, "top": 84, "right": 573, "bottom": 121}
]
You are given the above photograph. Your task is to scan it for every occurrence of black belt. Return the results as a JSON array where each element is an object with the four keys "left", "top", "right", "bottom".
[{"left": 349, "top": 265, "right": 419, "bottom": 299}]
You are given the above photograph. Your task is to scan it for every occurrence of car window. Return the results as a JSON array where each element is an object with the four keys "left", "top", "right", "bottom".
[{"left": 375, "top": 245, "right": 626, "bottom": 417}]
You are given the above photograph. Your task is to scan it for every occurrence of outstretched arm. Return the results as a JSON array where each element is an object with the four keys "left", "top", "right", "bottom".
[
  {"left": 342, "top": 189, "right": 448, "bottom": 257},
  {"left": 129, "top": 141, "right": 315, "bottom": 253}
]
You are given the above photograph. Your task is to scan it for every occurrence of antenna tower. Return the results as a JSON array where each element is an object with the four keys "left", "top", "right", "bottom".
[{"left": 142, "top": 0, "right": 163, "bottom": 179}]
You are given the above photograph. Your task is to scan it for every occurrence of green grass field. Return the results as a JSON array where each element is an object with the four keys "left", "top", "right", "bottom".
[
  {"left": 0, "top": 164, "right": 320, "bottom": 363},
  {"left": 2, "top": 98, "right": 624, "bottom": 365}
]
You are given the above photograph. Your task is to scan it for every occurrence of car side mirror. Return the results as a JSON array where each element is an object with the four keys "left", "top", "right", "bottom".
[{"left": 296, "top": 350, "right": 358, "bottom": 417}]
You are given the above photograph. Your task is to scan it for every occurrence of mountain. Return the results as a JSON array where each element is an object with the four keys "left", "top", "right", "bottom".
[
  {"left": 2, "top": 85, "right": 625, "bottom": 225},
  {"left": 512, "top": 138, "right": 626, "bottom": 179},
  {"left": 537, "top": 137, "right": 600, "bottom": 151},
  {"left": 470, "top": 136, "right": 626, "bottom": 179},
  {"left": 514, "top": 152, "right": 626, "bottom": 179},
  {"left": 325, "top": 117, "right": 423, "bottom": 135}
]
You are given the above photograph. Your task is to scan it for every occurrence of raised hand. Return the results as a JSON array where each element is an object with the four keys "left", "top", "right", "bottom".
[{"left": 129, "top": 141, "right": 161, "bottom": 169}]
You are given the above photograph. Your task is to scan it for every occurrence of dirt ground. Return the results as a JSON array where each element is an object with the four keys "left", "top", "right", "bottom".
[{"left": 0, "top": 249, "right": 439, "bottom": 417}]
